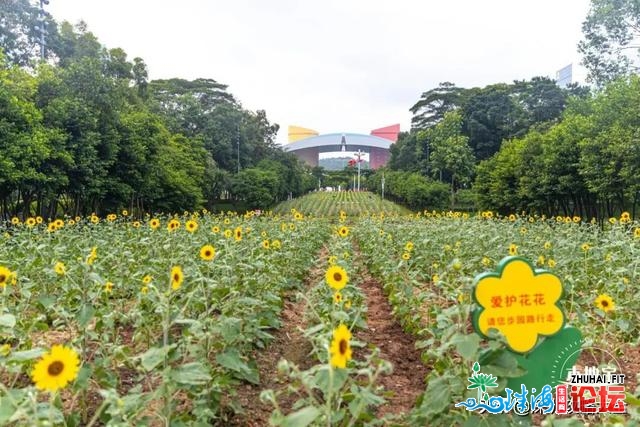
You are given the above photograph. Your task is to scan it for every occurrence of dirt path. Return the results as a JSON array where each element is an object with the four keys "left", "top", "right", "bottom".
[
  {"left": 230, "top": 247, "right": 327, "bottom": 426},
  {"left": 353, "top": 246, "right": 429, "bottom": 420}
]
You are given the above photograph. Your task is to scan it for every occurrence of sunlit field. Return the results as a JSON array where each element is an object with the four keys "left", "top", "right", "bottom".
[{"left": 1, "top": 192, "right": 639, "bottom": 425}]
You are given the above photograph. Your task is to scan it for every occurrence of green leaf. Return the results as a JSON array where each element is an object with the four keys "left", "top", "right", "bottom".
[
  {"left": 422, "top": 376, "right": 450, "bottom": 415},
  {"left": 170, "top": 362, "right": 211, "bottom": 385},
  {"left": 0, "top": 314, "right": 16, "bottom": 328},
  {"left": 281, "top": 406, "right": 320, "bottom": 427},
  {"left": 8, "top": 348, "right": 45, "bottom": 362},
  {"left": 452, "top": 333, "right": 480, "bottom": 361},
  {"left": 139, "top": 345, "right": 174, "bottom": 371},
  {"left": 215, "top": 349, "right": 260, "bottom": 384},
  {"left": 76, "top": 304, "right": 95, "bottom": 329}
]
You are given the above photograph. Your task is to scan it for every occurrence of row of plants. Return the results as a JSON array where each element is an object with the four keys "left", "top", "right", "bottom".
[
  {"left": 0, "top": 210, "right": 328, "bottom": 425},
  {"left": 355, "top": 212, "right": 640, "bottom": 426},
  {"left": 273, "top": 192, "right": 410, "bottom": 218}
]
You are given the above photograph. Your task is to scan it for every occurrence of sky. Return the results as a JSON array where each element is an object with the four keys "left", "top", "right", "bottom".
[{"left": 46, "top": 0, "right": 592, "bottom": 146}]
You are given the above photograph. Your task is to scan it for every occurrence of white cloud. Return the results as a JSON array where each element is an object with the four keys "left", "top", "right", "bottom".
[{"left": 46, "top": 0, "right": 591, "bottom": 146}]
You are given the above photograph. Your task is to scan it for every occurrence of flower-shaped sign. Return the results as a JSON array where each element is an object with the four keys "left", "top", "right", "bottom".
[{"left": 472, "top": 257, "right": 565, "bottom": 353}]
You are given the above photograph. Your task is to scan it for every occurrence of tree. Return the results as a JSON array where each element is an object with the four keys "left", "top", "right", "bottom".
[
  {"left": 579, "top": 0, "right": 640, "bottom": 86},
  {"left": 410, "top": 82, "right": 468, "bottom": 129}
]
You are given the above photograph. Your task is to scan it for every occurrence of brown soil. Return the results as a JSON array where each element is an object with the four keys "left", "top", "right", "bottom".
[
  {"left": 229, "top": 247, "right": 327, "bottom": 426},
  {"left": 355, "top": 273, "right": 429, "bottom": 420}
]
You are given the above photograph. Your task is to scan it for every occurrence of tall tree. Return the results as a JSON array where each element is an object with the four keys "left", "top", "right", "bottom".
[{"left": 579, "top": 0, "right": 640, "bottom": 86}]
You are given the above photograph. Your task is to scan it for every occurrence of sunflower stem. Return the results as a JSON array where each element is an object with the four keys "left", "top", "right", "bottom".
[
  {"left": 85, "top": 397, "right": 108, "bottom": 427},
  {"left": 326, "top": 364, "right": 334, "bottom": 427}
]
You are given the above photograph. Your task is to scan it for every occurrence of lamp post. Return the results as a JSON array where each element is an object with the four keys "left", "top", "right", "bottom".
[{"left": 355, "top": 149, "right": 363, "bottom": 191}]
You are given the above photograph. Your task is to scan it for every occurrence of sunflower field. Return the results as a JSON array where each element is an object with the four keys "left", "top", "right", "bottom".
[{"left": 0, "top": 191, "right": 639, "bottom": 426}]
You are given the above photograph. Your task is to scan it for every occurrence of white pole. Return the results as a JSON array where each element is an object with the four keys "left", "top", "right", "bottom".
[{"left": 357, "top": 149, "right": 361, "bottom": 191}]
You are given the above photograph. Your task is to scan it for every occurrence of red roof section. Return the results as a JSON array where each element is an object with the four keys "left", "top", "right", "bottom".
[{"left": 370, "top": 124, "right": 400, "bottom": 142}]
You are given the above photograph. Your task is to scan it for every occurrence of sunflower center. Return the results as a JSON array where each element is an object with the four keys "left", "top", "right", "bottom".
[
  {"left": 333, "top": 272, "right": 342, "bottom": 282},
  {"left": 173, "top": 273, "right": 180, "bottom": 282},
  {"left": 205, "top": 250, "right": 211, "bottom": 257},
  {"left": 0, "top": 274, "right": 6, "bottom": 283},
  {"left": 339, "top": 339, "right": 348, "bottom": 355},
  {"left": 601, "top": 300, "right": 609, "bottom": 307},
  {"left": 48, "top": 360, "right": 64, "bottom": 376}
]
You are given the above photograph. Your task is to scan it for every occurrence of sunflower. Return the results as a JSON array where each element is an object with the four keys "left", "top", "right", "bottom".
[
  {"left": 104, "top": 282, "right": 114, "bottom": 293},
  {"left": 594, "top": 294, "right": 615, "bottom": 313},
  {"left": 132, "top": 221, "right": 140, "bottom": 228},
  {"left": 53, "top": 219, "right": 64, "bottom": 229},
  {"left": 634, "top": 228, "right": 640, "bottom": 239},
  {"left": 0, "top": 266, "right": 13, "bottom": 289},
  {"left": 26, "top": 217, "right": 36, "bottom": 227},
  {"left": 200, "top": 245, "right": 215, "bottom": 261},
  {"left": 224, "top": 229, "right": 232, "bottom": 239},
  {"left": 31, "top": 345, "right": 80, "bottom": 391},
  {"left": 142, "top": 275, "right": 152, "bottom": 284},
  {"left": 68, "top": 220, "right": 75, "bottom": 226},
  {"left": 54, "top": 262, "right": 66, "bottom": 276},
  {"left": 289, "top": 223, "right": 295, "bottom": 231},
  {"left": 36, "top": 216, "right": 43, "bottom": 224},
  {"left": 333, "top": 291, "right": 343, "bottom": 304},
  {"left": 47, "top": 223, "right": 57, "bottom": 233},
  {"left": 186, "top": 220, "right": 198, "bottom": 233},
  {"left": 402, "top": 252, "right": 411, "bottom": 260},
  {"left": 344, "top": 300, "right": 352, "bottom": 310},
  {"left": 294, "top": 212, "right": 303, "bottom": 220},
  {"left": 0, "top": 344, "right": 10, "bottom": 356},
  {"left": 432, "top": 274, "right": 440, "bottom": 283},
  {"left": 508, "top": 214, "right": 516, "bottom": 222},
  {"left": 328, "top": 255, "right": 337, "bottom": 265},
  {"left": 170, "top": 266, "right": 183, "bottom": 290},
  {"left": 581, "top": 243, "right": 591, "bottom": 252},
  {"left": 544, "top": 241, "right": 552, "bottom": 250},
  {"left": 620, "top": 212, "right": 631, "bottom": 223},
  {"left": 609, "top": 217, "right": 617, "bottom": 225},
  {"left": 90, "top": 215, "right": 99, "bottom": 224},
  {"left": 508, "top": 244, "right": 518, "bottom": 256},
  {"left": 149, "top": 218, "right": 160, "bottom": 230},
  {"left": 212, "top": 225, "right": 220, "bottom": 233},
  {"left": 548, "top": 259, "right": 556, "bottom": 268},
  {"left": 167, "top": 219, "right": 180, "bottom": 232},
  {"left": 224, "top": 218, "right": 231, "bottom": 225},
  {"left": 326, "top": 266, "right": 348, "bottom": 291},
  {"left": 141, "top": 286, "right": 149, "bottom": 294},
  {"left": 11, "top": 217, "right": 20, "bottom": 225},
  {"left": 107, "top": 214, "right": 116, "bottom": 222},
  {"left": 405, "top": 242, "right": 414, "bottom": 251},
  {"left": 337, "top": 226, "right": 349, "bottom": 238},
  {"left": 329, "top": 324, "right": 352, "bottom": 369},
  {"left": 86, "top": 247, "right": 97, "bottom": 266},
  {"left": 573, "top": 216, "right": 581, "bottom": 223},
  {"left": 122, "top": 210, "right": 128, "bottom": 216},
  {"left": 520, "top": 227, "right": 527, "bottom": 235},
  {"left": 536, "top": 255, "right": 545, "bottom": 266},
  {"left": 234, "top": 226, "right": 243, "bottom": 241},
  {"left": 271, "top": 239, "right": 281, "bottom": 249},
  {"left": 261, "top": 240, "right": 270, "bottom": 249}
]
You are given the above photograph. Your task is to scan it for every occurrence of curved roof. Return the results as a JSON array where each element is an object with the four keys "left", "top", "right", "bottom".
[{"left": 284, "top": 132, "right": 393, "bottom": 152}]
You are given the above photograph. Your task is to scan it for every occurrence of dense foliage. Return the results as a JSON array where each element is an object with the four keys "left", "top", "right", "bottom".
[{"left": 0, "top": 1, "right": 314, "bottom": 219}]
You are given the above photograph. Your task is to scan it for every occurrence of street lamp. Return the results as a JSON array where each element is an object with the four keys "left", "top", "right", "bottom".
[{"left": 35, "top": 0, "right": 50, "bottom": 60}]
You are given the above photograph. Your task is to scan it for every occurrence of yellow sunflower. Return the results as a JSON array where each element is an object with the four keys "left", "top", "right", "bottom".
[
  {"left": 186, "top": 220, "right": 198, "bottom": 233},
  {"left": 328, "top": 255, "right": 337, "bottom": 265},
  {"left": 104, "top": 282, "right": 114, "bottom": 293},
  {"left": 337, "top": 226, "right": 349, "bottom": 238},
  {"left": 122, "top": 210, "right": 128, "bottom": 216},
  {"left": 333, "top": 291, "right": 343, "bottom": 304},
  {"left": 11, "top": 217, "right": 20, "bottom": 225},
  {"left": 31, "top": 345, "right": 80, "bottom": 392},
  {"left": 544, "top": 241, "right": 552, "bottom": 250},
  {"left": 170, "top": 266, "right": 183, "bottom": 290},
  {"left": 54, "top": 262, "right": 66, "bottom": 276},
  {"left": 329, "top": 324, "right": 352, "bottom": 369},
  {"left": 0, "top": 266, "right": 13, "bottom": 289},
  {"left": 142, "top": 275, "right": 152, "bottom": 284},
  {"left": 200, "top": 245, "right": 215, "bottom": 261},
  {"left": 90, "top": 215, "right": 99, "bottom": 224},
  {"left": 167, "top": 219, "right": 180, "bottom": 232},
  {"left": 581, "top": 243, "right": 591, "bottom": 252},
  {"left": 149, "top": 218, "right": 160, "bottom": 230},
  {"left": 594, "top": 294, "right": 615, "bottom": 313},
  {"left": 224, "top": 218, "right": 231, "bottom": 225},
  {"left": 212, "top": 225, "right": 220, "bottom": 233},
  {"left": 86, "top": 247, "right": 97, "bottom": 266},
  {"left": 271, "top": 239, "right": 281, "bottom": 249},
  {"left": 234, "top": 226, "right": 243, "bottom": 241},
  {"left": 36, "top": 216, "right": 44, "bottom": 224},
  {"left": 404, "top": 242, "right": 414, "bottom": 252},
  {"left": 344, "top": 300, "right": 352, "bottom": 310},
  {"left": 508, "top": 244, "right": 518, "bottom": 256},
  {"left": 481, "top": 257, "right": 491, "bottom": 267},
  {"left": 132, "top": 221, "right": 140, "bottom": 228},
  {"left": 224, "top": 229, "right": 232, "bottom": 239},
  {"left": 25, "top": 217, "right": 36, "bottom": 227},
  {"left": 402, "top": 252, "right": 411, "bottom": 260},
  {"left": 294, "top": 212, "right": 303, "bottom": 220},
  {"left": 47, "top": 223, "right": 57, "bottom": 233},
  {"left": 261, "top": 240, "right": 270, "bottom": 249},
  {"left": 106, "top": 214, "right": 116, "bottom": 222},
  {"left": 326, "top": 265, "right": 348, "bottom": 291},
  {"left": 548, "top": 259, "right": 556, "bottom": 268},
  {"left": 634, "top": 228, "right": 640, "bottom": 239}
]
